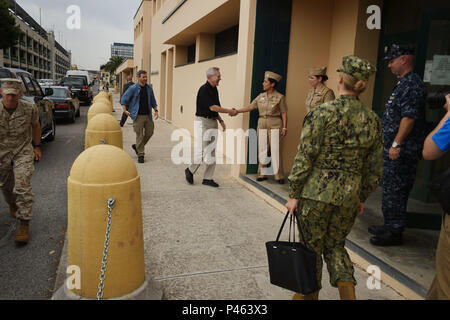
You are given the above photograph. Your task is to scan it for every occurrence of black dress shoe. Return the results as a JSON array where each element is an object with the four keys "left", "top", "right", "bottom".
[
  {"left": 277, "top": 179, "right": 285, "bottom": 185},
  {"left": 368, "top": 225, "right": 390, "bottom": 236},
  {"left": 370, "top": 231, "right": 403, "bottom": 247},
  {"left": 257, "top": 177, "right": 268, "bottom": 182},
  {"left": 202, "top": 180, "right": 219, "bottom": 188},
  {"left": 185, "top": 168, "right": 194, "bottom": 185},
  {"left": 132, "top": 144, "right": 138, "bottom": 156},
  {"left": 138, "top": 156, "right": 145, "bottom": 164}
]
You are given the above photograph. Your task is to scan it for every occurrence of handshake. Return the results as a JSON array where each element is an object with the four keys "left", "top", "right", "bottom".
[{"left": 229, "top": 108, "right": 239, "bottom": 117}]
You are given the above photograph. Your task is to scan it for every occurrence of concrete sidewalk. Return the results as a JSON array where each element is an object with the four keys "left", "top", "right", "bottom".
[{"left": 55, "top": 93, "right": 405, "bottom": 300}]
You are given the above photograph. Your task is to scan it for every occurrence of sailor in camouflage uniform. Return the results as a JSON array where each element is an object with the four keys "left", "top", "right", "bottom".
[
  {"left": 286, "top": 56, "right": 383, "bottom": 300},
  {"left": 369, "top": 44, "right": 427, "bottom": 247},
  {"left": 0, "top": 79, "right": 42, "bottom": 245}
]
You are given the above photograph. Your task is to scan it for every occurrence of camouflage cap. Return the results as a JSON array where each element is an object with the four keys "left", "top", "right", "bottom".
[
  {"left": 308, "top": 67, "right": 327, "bottom": 77},
  {"left": 0, "top": 78, "right": 24, "bottom": 95},
  {"left": 265, "top": 71, "right": 282, "bottom": 83},
  {"left": 384, "top": 44, "right": 415, "bottom": 61},
  {"left": 337, "top": 56, "right": 376, "bottom": 81}
]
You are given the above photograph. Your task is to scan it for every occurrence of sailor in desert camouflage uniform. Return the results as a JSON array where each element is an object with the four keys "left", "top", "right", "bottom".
[
  {"left": 0, "top": 78, "right": 42, "bottom": 245},
  {"left": 285, "top": 56, "right": 383, "bottom": 300}
]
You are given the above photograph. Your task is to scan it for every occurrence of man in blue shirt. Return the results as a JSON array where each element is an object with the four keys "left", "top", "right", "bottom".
[
  {"left": 423, "top": 94, "right": 450, "bottom": 300},
  {"left": 120, "top": 70, "right": 159, "bottom": 164}
]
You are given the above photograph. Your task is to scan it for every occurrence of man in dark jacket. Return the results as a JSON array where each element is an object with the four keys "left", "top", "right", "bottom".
[{"left": 120, "top": 75, "right": 135, "bottom": 127}]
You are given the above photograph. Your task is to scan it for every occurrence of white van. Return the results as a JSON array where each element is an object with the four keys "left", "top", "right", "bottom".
[{"left": 66, "top": 70, "right": 91, "bottom": 85}]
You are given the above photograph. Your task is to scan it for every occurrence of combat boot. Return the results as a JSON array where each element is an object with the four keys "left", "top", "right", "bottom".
[
  {"left": 15, "top": 219, "right": 30, "bottom": 245},
  {"left": 370, "top": 230, "right": 403, "bottom": 247},
  {"left": 368, "top": 224, "right": 390, "bottom": 236},
  {"left": 337, "top": 282, "right": 356, "bottom": 300},
  {"left": 9, "top": 203, "right": 18, "bottom": 218},
  {"left": 292, "top": 291, "right": 319, "bottom": 300}
]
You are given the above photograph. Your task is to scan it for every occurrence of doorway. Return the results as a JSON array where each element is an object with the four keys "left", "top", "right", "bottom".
[{"left": 373, "top": 1, "right": 450, "bottom": 228}]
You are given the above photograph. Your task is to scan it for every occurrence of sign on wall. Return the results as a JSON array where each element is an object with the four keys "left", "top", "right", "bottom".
[{"left": 431, "top": 55, "right": 450, "bottom": 85}]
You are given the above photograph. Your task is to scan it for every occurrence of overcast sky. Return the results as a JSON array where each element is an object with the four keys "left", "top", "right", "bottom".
[{"left": 16, "top": 0, "right": 142, "bottom": 70}]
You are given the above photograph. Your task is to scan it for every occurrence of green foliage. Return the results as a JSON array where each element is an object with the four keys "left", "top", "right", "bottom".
[
  {"left": 0, "top": 0, "right": 21, "bottom": 50},
  {"left": 103, "top": 56, "right": 125, "bottom": 75}
]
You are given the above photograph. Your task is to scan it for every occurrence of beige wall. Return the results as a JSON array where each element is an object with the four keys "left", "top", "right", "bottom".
[
  {"left": 354, "top": 0, "right": 383, "bottom": 107},
  {"left": 134, "top": 0, "right": 152, "bottom": 82},
  {"left": 136, "top": 0, "right": 382, "bottom": 178},
  {"left": 282, "top": 0, "right": 382, "bottom": 174},
  {"left": 283, "top": 0, "right": 335, "bottom": 176}
]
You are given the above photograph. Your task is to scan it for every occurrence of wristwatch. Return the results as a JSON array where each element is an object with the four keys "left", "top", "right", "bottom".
[
  {"left": 392, "top": 141, "right": 401, "bottom": 149},
  {"left": 32, "top": 142, "right": 41, "bottom": 149}
]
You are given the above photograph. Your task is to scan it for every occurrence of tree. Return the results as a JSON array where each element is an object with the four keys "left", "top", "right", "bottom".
[
  {"left": 0, "top": 0, "right": 21, "bottom": 50},
  {"left": 103, "top": 56, "right": 125, "bottom": 76}
]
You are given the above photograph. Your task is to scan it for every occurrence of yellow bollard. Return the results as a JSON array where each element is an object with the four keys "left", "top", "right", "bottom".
[
  {"left": 68, "top": 145, "right": 145, "bottom": 299},
  {"left": 52, "top": 145, "right": 163, "bottom": 300},
  {"left": 94, "top": 97, "right": 113, "bottom": 112},
  {"left": 93, "top": 92, "right": 109, "bottom": 103},
  {"left": 85, "top": 114, "right": 123, "bottom": 150},
  {"left": 108, "top": 92, "right": 113, "bottom": 109},
  {"left": 87, "top": 102, "right": 111, "bottom": 122}
]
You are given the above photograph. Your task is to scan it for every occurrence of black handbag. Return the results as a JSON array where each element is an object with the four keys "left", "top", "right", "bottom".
[
  {"left": 266, "top": 211, "right": 319, "bottom": 294},
  {"left": 430, "top": 168, "right": 450, "bottom": 214}
]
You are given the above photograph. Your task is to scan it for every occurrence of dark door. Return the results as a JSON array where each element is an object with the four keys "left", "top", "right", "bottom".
[
  {"left": 373, "top": 2, "right": 450, "bottom": 229},
  {"left": 246, "top": 0, "right": 292, "bottom": 174}
]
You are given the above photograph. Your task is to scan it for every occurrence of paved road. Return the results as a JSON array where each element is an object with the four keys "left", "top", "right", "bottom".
[{"left": 0, "top": 87, "right": 98, "bottom": 300}]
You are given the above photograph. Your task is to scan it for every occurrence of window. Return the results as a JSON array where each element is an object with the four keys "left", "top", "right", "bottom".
[
  {"left": 215, "top": 25, "right": 239, "bottom": 57},
  {"left": 0, "top": 69, "right": 12, "bottom": 79},
  {"left": 187, "top": 43, "right": 196, "bottom": 64},
  {"left": 21, "top": 75, "right": 36, "bottom": 96},
  {"left": 32, "top": 79, "right": 44, "bottom": 97}
]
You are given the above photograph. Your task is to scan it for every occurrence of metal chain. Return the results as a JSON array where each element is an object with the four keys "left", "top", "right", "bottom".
[{"left": 97, "top": 198, "right": 116, "bottom": 300}]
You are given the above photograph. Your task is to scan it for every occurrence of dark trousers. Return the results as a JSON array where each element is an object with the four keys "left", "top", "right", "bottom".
[{"left": 381, "top": 157, "right": 419, "bottom": 232}]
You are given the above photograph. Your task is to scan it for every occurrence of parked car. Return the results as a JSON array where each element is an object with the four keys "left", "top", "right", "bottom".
[
  {"left": 38, "top": 79, "right": 58, "bottom": 87},
  {"left": 66, "top": 70, "right": 94, "bottom": 86},
  {"left": 59, "top": 76, "right": 93, "bottom": 105},
  {"left": 43, "top": 86, "right": 80, "bottom": 123},
  {"left": 0, "top": 67, "right": 56, "bottom": 142}
]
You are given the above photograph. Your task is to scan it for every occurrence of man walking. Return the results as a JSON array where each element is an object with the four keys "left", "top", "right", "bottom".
[
  {"left": 120, "top": 70, "right": 159, "bottom": 164},
  {"left": 0, "top": 79, "right": 42, "bottom": 245},
  {"left": 369, "top": 44, "right": 427, "bottom": 246},
  {"left": 120, "top": 75, "right": 135, "bottom": 127},
  {"left": 184, "top": 67, "right": 237, "bottom": 188}
]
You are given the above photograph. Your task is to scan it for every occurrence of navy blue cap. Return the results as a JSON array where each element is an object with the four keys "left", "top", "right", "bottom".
[{"left": 384, "top": 44, "right": 415, "bottom": 61}]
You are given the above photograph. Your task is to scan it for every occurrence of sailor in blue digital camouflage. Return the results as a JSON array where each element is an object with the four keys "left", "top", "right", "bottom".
[
  {"left": 369, "top": 44, "right": 427, "bottom": 247},
  {"left": 286, "top": 56, "right": 383, "bottom": 300},
  {"left": 0, "top": 78, "right": 42, "bottom": 245}
]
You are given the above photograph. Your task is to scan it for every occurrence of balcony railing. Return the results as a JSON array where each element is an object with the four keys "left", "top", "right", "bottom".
[{"left": 11, "top": 56, "right": 18, "bottom": 62}]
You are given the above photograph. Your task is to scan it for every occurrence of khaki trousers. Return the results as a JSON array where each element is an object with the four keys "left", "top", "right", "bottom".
[
  {"left": 257, "top": 117, "right": 284, "bottom": 180},
  {"left": 189, "top": 117, "right": 218, "bottom": 181},
  {"left": 133, "top": 115, "right": 154, "bottom": 157},
  {"left": 0, "top": 153, "right": 35, "bottom": 220},
  {"left": 427, "top": 214, "right": 450, "bottom": 300}
]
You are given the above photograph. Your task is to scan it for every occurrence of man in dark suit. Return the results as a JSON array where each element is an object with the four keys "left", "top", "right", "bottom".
[{"left": 120, "top": 75, "right": 135, "bottom": 127}]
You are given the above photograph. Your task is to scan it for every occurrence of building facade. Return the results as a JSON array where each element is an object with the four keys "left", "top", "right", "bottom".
[
  {"left": 127, "top": 0, "right": 449, "bottom": 203},
  {"left": 111, "top": 42, "right": 134, "bottom": 59},
  {"left": 0, "top": 0, "right": 71, "bottom": 80}
]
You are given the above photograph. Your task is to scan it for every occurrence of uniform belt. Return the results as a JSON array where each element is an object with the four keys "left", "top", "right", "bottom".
[{"left": 259, "top": 115, "right": 280, "bottom": 119}]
